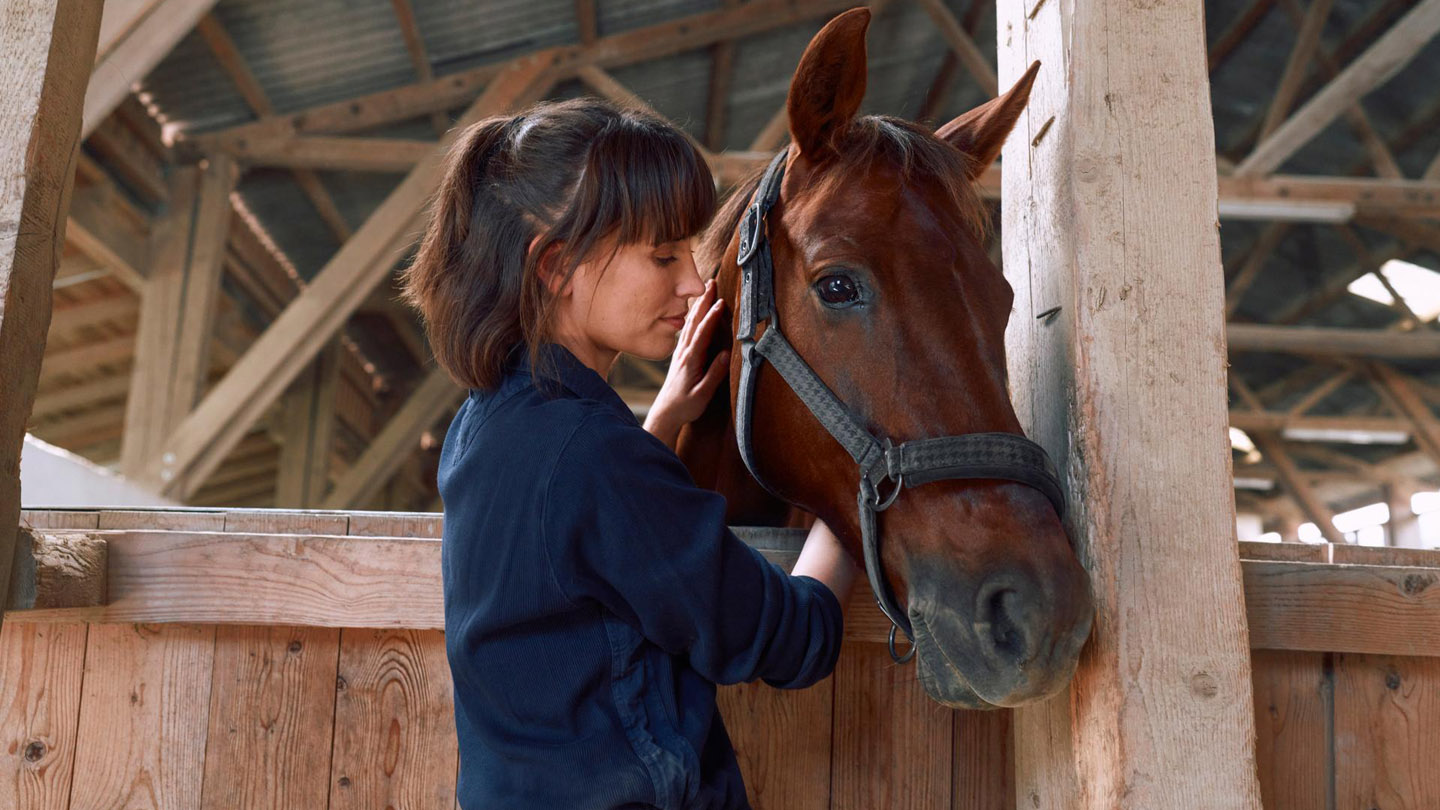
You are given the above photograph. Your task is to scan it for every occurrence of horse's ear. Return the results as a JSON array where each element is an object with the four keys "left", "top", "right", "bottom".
[
  {"left": 787, "top": 8, "right": 871, "bottom": 160},
  {"left": 936, "top": 61, "right": 1041, "bottom": 178}
]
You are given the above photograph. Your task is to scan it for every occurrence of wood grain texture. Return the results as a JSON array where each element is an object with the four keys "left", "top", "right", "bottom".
[
  {"left": 328, "top": 628, "right": 458, "bottom": 809},
  {"left": 1244, "top": 561, "right": 1440, "bottom": 656},
  {"left": 1249, "top": 650, "right": 1329, "bottom": 810},
  {"left": 0, "top": 621, "right": 87, "bottom": 810},
  {"left": 200, "top": 625, "right": 341, "bottom": 809},
  {"left": 952, "top": 708, "right": 1011, "bottom": 810},
  {"left": 716, "top": 675, "right": 833, "bottom": 810},
  {"left": 68, "top": 623, "right": 216, "bottom": 809},
  {"left": 997, "top": 0, "right": 1263, "bottom": 802},
  {"left": 1334, "top": 653, "right": 1440, "bottom": 810},
  {"left": 0, "top": 0, "right": 102, "bottom": 639},
  {"left": 831, "top": 644, "right": 953, "bottom": 809}
]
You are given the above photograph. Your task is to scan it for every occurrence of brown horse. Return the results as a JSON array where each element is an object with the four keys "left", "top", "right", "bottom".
[{"left": 676, "top": 8, "right": 1093, "bottom": 709}]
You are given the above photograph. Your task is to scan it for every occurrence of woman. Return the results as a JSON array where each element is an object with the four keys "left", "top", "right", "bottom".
[{"left": 402, "top": 97, "right": 857, "bottom": 809}]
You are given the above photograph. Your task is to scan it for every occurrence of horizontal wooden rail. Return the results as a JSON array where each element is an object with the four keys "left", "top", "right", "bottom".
[{"left": 11, "top": 509, "right": 1440, "bottom": 655}]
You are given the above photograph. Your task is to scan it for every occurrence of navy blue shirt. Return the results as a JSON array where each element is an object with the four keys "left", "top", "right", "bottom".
[{"left": 438, "top": 341, "right": 844, "bottom": 809}]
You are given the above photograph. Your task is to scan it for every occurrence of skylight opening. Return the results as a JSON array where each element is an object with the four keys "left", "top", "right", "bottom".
[{"left": 1346, "top": 259, "right": 1440, "bottom": 320}]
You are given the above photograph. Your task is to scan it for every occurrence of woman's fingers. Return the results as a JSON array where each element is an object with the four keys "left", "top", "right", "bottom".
[{"left": 693, "top": 349, "right": 731, "bottom": 397}]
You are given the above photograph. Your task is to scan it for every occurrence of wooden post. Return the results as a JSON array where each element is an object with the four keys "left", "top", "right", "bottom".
[
  {"left": 997, "top": 0, "right": 1263, "bottom": 807},
  {"left": 0, "top": 0, "right": 103, "bottom": 631},
  {"left": 120, "top": 156, "right": 237, "bottom": 482},
  {"left": 274, "top": 340, "right": 343, "bottom": 508}
]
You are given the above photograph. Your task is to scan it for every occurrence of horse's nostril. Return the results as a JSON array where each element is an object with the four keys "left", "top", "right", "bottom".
[{"left": 975, "top": 576, "right": 1042, "bottom": 667}]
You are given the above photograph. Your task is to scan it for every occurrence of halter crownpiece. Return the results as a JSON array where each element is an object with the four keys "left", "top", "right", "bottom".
[{"left": 732, "top": 151, "right": 1068, "bottom": 664}]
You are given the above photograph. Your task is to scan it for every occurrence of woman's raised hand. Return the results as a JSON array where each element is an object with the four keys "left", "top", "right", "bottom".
[{"left": 644, "top": 278, "right": 731, "bottom": 451}]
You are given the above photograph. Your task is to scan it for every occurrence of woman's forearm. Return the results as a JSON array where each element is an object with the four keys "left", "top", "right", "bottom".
[{"left": 792, "top": 517, "right": 858, "bottom": 608}]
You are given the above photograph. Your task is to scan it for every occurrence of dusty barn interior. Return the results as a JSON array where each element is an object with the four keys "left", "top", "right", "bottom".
[{"left": 3, "top": 0, "right": 1440, "bottom": 807}]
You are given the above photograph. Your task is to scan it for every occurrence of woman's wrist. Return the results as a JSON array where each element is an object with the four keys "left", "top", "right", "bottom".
[{"left": 643, "top": 408, "right": 682, "bottom": 450}]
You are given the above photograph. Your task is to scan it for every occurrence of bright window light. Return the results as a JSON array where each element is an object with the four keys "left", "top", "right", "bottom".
[
  {"left": 1346, "top": 259, "right": 1440, "bottom": 320},
  {"left": 1355, "top": 525, "right": 1387, "bottom": 547},
  {"left": 1229, "top": 427, "right": 1256, "bottom": 454},
  {"left": 1298, "top": 522, "right": 1323, "bottom": 543},
  {"left": 1254, "top": 531, "right": 1282, "bottom": 543},
  {"left": 1413, "top": 491, "right": 1440, "bottom": 515},
  {"left": 1333, "top": 501, "right": 1390, "bottom": 533}
]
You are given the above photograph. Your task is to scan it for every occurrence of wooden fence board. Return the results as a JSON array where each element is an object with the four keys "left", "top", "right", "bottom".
[
  {"left": 329, "top": 628, "right": 458, "bottom": 809},
  {"left": 1334, "top": 653, "right": 1440, "bottom": 809},
  {"left": 222, "top": 509, "right": 349, "bottom": 535},
  {"left": 716, "top": 675, "right": 833, "bottom": 810},
  {"left": 1249, "top": 650, "right": 1329, "bottom": 810},
  {"left": 952, "top": 708, "right": 1011, "bottom": 810},
  {"left": 1244, "top": 561, "right": 1440, "bottom": 656},
  {"left": 68, "top": 623, "right": 216, "bottom": 809},
  {"left": 831, "top": 644, "right": 953, "bottom": 809},
  {"left": 346, "top": 511, "right": 442, "bottom": 538},
  {"left": 0, "top": 621, "right": 87, "bottom": 810},
  {"left": 20, "top": 510, "right": 99, "bottom": 530},
  {"left": 199, "top": 624, "right": 341, "bottom": 809},
  {"left": 1331, "top": 545, "right": 1440, "bottom": 568},
  {"left": 97, "top": 509, "right": 226, "bottom": 531}
]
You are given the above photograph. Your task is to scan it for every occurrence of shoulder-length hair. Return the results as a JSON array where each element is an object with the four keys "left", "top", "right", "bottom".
[{"left": 400, "top": 97, "right": 716, "bottom": 392}]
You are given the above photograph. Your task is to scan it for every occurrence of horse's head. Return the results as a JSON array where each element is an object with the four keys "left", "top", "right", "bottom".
[{"left": 699, "top": 8, "right": 1092, "bottom": 708}]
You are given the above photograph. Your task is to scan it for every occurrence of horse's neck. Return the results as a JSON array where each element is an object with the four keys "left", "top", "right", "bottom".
[{"left": 674, "top": 262, "right": 804, "bottom": 528}]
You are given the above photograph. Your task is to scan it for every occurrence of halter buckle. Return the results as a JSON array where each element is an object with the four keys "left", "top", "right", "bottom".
[{"left": 862, "top": 469, "right": 904, "bottom": 511}]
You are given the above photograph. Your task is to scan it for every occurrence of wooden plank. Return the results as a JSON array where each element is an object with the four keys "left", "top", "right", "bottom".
[
  {"left": 1245, "top": 561, "right": 1440, "bottom": 656},
  {"left": 168, "top": 154, "right": 237, "bottom": 430},
  {"left": 0, "top": 0, "right": 103, "bottom": 638},
  {"left": 1330, "top": 544, "right": 1440, "bottom": 568},
  {"left": 952, "top": 709, "right": 1012, "bottom": 810},
  {"left": 83, "top": 0, "right": 220, "bottom": 137},
  {"left": 67, "top": 623, "right": 216, "bottom": 808},
  {"left": 144, "top": 53, "right": 557, "bottom": 500},
  {"left": 999, "top": 0, "right": 1262, "bottom": 804},
  {"left": 216, "top": 135, "right": 435, "bottom": 172},
  {"left": 97, "top": 508, "right": 226, "bottom": 530},
  {"left": 19, "top": 509, "right": 100, "bottom": 530},
  {"left": 1333, "top": 653, "right": 1440, "bottom": 808},
  {"left": 831, "top": 644, "right": 953, "bottom": 808},
  {"left": 1370, "top": 362, "right": 1440, "bottom": 467},
  {"left": 321, "top": 368, "right": 461, "bottom": 509},
  {"left": 1208, "top": 0, "right": 1277, "bottom": 73},
  {"left": 715, "top": 676, "right": 832, "bottom": 810},
  {"left": 1259, "top": 0, "right": 1334, "bottom": 140},
  {"left": 1228, "top": 324, "right": 1440, "bottom": 359},
  {"left": 346, "top": 511, "right": 442, "bottom": 539},
  {"left": 275, "top": 340, "right": 343, "bottom": 508},
  {"left": 329, "top": 629, "right": 458, "bottom": 809},
  {"left": 1236, "top": 0, "right": 1440, "bottom": 176},
  {"left": 200, "top": 624, "right": 340, "bottom": 809},
  {"left": 66, "top": 187, "right": 148, "bottom": 290},
  {"left": 0, "top": 621, "right": 87, "bottom": 810},
  {"left": 1229, "top": 410, "right": 1410, "bottom": 437},
  {"left": 222, "top": 509, "right": 349, "bottom": 535},
  {"left": 1249, "top": 650, "right": 1329, "bottom": 810},
  {"left": 1238, "top": 540, "right": 1329, "bottom": 563}
]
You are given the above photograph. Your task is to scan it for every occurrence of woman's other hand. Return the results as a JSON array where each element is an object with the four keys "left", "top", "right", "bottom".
[
  {"left": 644, "top": 278, "right": 730, "bottom": 450},
  {"left": 792, "top": 516, "right": 858, "bottom": 609}
]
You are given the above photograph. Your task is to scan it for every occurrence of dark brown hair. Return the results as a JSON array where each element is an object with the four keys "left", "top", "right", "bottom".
[{"left": 401, "top": 97, "right": 716, "bottom": 392}]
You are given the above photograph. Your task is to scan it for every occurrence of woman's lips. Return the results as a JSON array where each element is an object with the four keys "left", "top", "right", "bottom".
[{"left": 661, "top": 316, "right": 685, "bottom": 330}]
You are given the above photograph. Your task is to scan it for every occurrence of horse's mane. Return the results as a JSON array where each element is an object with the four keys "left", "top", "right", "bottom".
[{"left": 697, "top": 114, "right": 991, "bottom": 280}]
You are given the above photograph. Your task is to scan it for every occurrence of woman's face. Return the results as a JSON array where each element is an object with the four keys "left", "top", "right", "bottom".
[{"left": 546, "top": 235, "right": 706, "bottom": 372}]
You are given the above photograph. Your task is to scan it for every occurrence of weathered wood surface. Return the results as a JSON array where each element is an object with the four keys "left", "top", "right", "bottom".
[
  {"left": 1249, "top": 650, "right": 1328, "bottom": 810},
  {"left": 996, "top": 0, "right": 1262, "bottom": 804},
  {"left": 0, "top": 0, "right": 103, "bottom": 637}
]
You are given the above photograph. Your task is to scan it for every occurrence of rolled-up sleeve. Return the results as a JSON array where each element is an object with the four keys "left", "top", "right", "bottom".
[{"left": 540, "top": 410, "right": 843, "bottom": 689}]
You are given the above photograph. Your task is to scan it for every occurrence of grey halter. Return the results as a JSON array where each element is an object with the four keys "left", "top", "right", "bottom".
[{"left": 732, "top": 151, "right": 1068, "bottom": 664}]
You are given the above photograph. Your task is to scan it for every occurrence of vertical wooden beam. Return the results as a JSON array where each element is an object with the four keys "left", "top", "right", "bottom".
[
  {"left": 388, "top": 0, "right": 450, "bottom": 135},
  {"left": 0, "top": 0, "right": 103, "bottom": 631},
  {"left": 119, "top": 156, "right": 236, "bottom": 483},
  {"left": 1259, "top": 0, "right": 1334, "bottom": 140},
  {"left": 998, "top": 0, "right": 1263, "bottom": 806},
  {"left": 705, "top": 0, "right": 740, "bottom": 152},
  {"left": 274, "top": 340, "right": 342, "bottom": 508}
]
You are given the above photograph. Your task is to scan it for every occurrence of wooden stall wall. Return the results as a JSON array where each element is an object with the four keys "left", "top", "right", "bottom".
[{"left": 5, "top": 510, "right": 1440, "bottom": 809}]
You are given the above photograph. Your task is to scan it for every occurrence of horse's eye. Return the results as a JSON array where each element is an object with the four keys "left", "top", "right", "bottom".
[{"left": 815, "top": 274, "right": 861, "bottom": 306}]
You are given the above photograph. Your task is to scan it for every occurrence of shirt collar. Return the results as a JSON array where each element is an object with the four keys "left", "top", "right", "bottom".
[{"left": 486, "top": 341, "right": 640, "bottom": 426}]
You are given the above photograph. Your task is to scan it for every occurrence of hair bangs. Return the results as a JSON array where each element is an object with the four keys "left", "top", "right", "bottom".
[{"left": 594, "top": 116, "right": 717, "bottom": 248}]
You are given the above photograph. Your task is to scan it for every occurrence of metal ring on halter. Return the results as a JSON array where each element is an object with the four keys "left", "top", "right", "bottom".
[
  {"left": 863, "top": 471, "right": 904, "bottom": 511},
  {"left": 888, "top": 623, "right": 916, "bottom": 663}
]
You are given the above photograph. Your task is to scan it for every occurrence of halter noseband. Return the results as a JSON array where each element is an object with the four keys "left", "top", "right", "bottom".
[{"left": 732, "top": 151, "right": 1068, "bottom": 664}]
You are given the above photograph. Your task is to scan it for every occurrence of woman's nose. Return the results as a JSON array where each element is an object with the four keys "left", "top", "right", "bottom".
[{"left": 675, "top": 252, "right": 704, "bottom": 298}]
